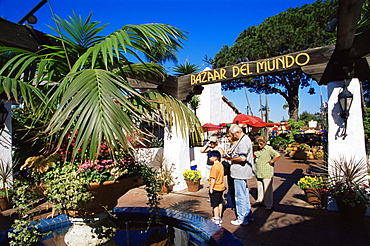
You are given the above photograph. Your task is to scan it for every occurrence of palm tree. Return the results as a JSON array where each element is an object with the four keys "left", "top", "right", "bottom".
[
  {"left": 143, "top": 42, "right": 180, "bottom": 65},
  {"left": 0, "top": 12, "right": 202, "bottom": 161},
  {"left": 188, "top": 95, "right": 200, "bottom": 115},
  {"left": 172, "top": 61, "right": 201, "bottom": 76}
]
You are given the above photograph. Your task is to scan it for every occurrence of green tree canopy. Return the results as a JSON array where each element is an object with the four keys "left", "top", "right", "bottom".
[
  {"left": 299, "top": 110, "right": 322, "bottom": 124},
  {"left": 213, "top": 0, "right": 338, "bottom": 120}
]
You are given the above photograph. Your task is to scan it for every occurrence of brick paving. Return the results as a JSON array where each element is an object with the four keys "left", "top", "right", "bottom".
[
  {"left": 1, "top": 155, "right": 370, "bottom": 245},
  {"left": 118, "top": 155, "right": 370, "bottom": 246}
]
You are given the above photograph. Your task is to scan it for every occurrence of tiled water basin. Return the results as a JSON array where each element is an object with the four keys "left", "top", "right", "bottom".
[{"left": 2, "top": 207, "right": 243, "bottom": 246}]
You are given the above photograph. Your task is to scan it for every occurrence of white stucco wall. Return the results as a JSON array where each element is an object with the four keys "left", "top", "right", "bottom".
[
  {"left": 327, "top": 79, "right": 366, "bottom": 164},
  {"left": 197, "top": 83, "right": 221, "bottom": 125},
  {"left": 135, "top": 81, "right": 241, "bottom": 192},
  {"left": 0, "top": 101, "right": 12, "bottom": 189},
  {"left": 220, "top": 98, "right": 239, "bottom": 124},
  {"left": 326, "top": 79, "right": 369, "bottom": 213},
  {"left": 197, "top": 83, "right": 238, "bottom": 126},
  {"left": 163, "top": 126, "right": 190, "bottom": 191}
]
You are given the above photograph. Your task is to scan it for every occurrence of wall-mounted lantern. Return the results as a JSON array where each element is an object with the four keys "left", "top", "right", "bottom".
[
  {"left": 337, "top": 81, "right": 353, "bottom": 139},
  {"left": 0, "top": 101, "right": 9, "bottom": 136}
]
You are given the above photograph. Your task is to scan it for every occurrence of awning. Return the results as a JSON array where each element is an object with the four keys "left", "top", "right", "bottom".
[
  {"left": 233, "top": 114, "right": 266, "bottom": 127},
  {"left": 266, "top": 122, "right": 281, "bottom": 127},
  {"left": 202, "top": 123, "right": 223, "bottom": 132}
]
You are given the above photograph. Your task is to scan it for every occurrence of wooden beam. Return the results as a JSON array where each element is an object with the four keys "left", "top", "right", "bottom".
[
  {"left": 320, "top": 0, "right": 365, "bottom": 84},
  {"left": 0, "top": 18, "right": 59, "bottom": 51},
  {"left": 178, "top": 45, "right": 334, "bottom": 86}
]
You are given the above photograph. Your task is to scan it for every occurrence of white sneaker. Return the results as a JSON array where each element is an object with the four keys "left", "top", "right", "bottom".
[
  {"left": 211, "top": 217, "right": 221, "bottom": 225},
  {"left": 230, "top": 219, "right": 248, "bottom": 225}
]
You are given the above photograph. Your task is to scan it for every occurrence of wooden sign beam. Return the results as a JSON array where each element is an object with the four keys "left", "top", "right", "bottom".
[
  {"left": 0, "top": 18, "right": 59, "bottom": 52},
  {"left": 178, "top": 45, "right": 334, "bottom": 87}
]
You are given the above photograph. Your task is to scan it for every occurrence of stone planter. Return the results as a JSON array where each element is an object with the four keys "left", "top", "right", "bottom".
[
  {"left": 335, "top": 199, "right": 367, "bottom": 224},
  {"left": 65, "top": 212, "right": 117, "bottom": 246},
  {"left": 64, "top": 176, "right": 143, "bottom": 245}
]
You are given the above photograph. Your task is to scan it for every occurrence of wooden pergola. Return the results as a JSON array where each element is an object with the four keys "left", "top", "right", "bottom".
[
  {"left": 178, "top": 0, "right": 370, "bottom": 96},
  {"left": 1, "top": 0, "right": 369, "bottom": 101}
]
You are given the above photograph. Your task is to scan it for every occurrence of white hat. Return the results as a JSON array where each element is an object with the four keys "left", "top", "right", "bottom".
[{"left": 209, "top": 136, "right": 218, "bottom": 142}]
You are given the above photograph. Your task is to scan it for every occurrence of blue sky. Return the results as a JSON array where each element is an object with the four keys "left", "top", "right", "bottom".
[{"left": 0, "top": 0, "right": 327, "bottom": 122}]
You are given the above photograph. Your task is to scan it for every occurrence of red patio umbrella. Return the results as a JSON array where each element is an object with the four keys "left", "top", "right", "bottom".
[
  {"left": 266, "top": 122, "right": 281, "bottom": 127},
  {"left": 202, "top": 123, "right": 223, "bottom": 132},
  {"left": 249, "top": 122, "right": 267, "bottom": 127},
  {"left": 233, "top": 114, "right": 265, "bottom": 125}
]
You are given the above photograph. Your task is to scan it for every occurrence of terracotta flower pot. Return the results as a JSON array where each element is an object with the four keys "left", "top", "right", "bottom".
[
  {"left": 66, "top": 176, "right": 143, "bottom": 216},
  {"left": 0, "top": 196, "right": 11, "bottom": 211},
  {"left": 185, "top": 179, "right": 200, "bottom": 192},
  {"left": 159, "top": 184, "right": 170, "bottom": 194},
  {"left": 303, "top": 187, "right": 323, "bottom": 206}
]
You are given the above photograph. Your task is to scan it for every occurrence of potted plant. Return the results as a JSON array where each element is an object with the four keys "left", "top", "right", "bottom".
[
  {"left": 2, "top": 12, "right": 204, "bottom": 246},
  {"left": 10, "top": 148, "right": 162, "bottom": 245},
  {"left": 299, "top": 143, "right": 310, "bottom": 152},
  {"left": 327, "top": 157, "right": 370, "bottom": 223},
  {"left": 0, "top": 188, "right": 13, "bottom": 211},
  {"left": 297, "top": 175, "right": 326, "bottom": 206},
  {"left": 183, "top": 169, "right": 202, "bottom": 192},
  {"left": 313, "top": 151, "right": 325, "bottom": 160},
  {"left": 157, "top": 163, "right": 175, "bottom": 194},
  {"left": 0, "top": 158, "right": 13, "bottom": 211},
  {"left": 270, "top": 134, "right": 293, "bottom": 151}
]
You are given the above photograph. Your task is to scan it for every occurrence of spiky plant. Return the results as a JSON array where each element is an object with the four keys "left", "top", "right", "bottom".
[{"left": 0, "top": 11, "right": 202, "bottom": 161}]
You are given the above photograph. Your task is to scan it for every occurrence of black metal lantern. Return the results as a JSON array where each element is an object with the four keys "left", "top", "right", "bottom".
[
  {"left": 338, "top": 82, "right": 353, "bottom": 120},
  {"left": 337, "top": 81, "right": 353, "bottom": 138},
  {"left": 0, "top": 101, "right": 9, "bottom": 135}
]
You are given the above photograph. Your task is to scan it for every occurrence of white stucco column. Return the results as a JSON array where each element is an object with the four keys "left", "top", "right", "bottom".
[
  {"left": 327, "top": 79, "right": 368, "bottom": 211},
  {"left": 163, "top": 126, "right": 190, "bottom": 192},
  {"left": 0, "top": 100, "right": 12, "bottom": 188},
  {"left": 197, "top": 83, "right": 223, "bottom": 125},
  {"left": 327, "top": 78, "right": 366, "bottom": 164}
]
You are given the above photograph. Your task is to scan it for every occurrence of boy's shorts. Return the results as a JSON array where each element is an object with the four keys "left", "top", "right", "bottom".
[{"left": 209, "top": 190, "right": 224, "bottom": 208}]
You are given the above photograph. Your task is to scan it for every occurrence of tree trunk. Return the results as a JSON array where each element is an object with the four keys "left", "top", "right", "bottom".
[
  {"left": 288, "top": 97, "right": 299, "bottom": 121},
  {"left": 286, "top": 70, "right": 301, "bottom": 121}
]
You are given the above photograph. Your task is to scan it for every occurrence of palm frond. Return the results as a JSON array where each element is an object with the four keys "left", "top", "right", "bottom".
[
  {"left": 114, "top": 62, "right": 166, "bottom": 82},
  {"left": 71, "top": 23, "right": 187, "bottom": 71},
  {"left": 47, "top": 11, "right": 107, "bottom": 50},
  {"left": 0, "top": 46, "right": 69, "bottom": 87},
  {"left": 143, "top": 92, "right": 203, "bottom": 145},
  {"left": 44, "top": 69, "right": 150, "bottom": 161},
  {"left": 0, "top": 75, "right": 46, "bottom": 109},
  {"left": 172, "top": 62, "right": 201, "bottom": 76}
]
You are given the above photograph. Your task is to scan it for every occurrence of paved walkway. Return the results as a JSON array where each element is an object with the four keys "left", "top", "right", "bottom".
[
  {"left": 118, "top": 155, "right": 370, "bottom": 246},
  {"left": 1, "top": 155, "right": 370, "bottom": 245}
]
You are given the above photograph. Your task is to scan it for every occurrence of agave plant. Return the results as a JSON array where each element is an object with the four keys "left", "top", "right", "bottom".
[
  {"left": 324, "top": 157, "right": 370, "bottom": 207},
  {"left": 0, "top": 158, "right": 13, "bottom": 199},
  {"left": 0, "top": 12, "right": 202, "bottom": 161}
]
